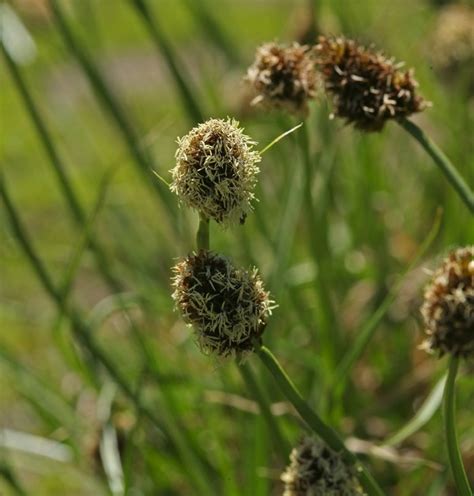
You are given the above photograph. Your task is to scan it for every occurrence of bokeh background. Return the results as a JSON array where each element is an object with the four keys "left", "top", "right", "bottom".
[{"left": 1, "top": 0, "right": 473, "bottom": 494}]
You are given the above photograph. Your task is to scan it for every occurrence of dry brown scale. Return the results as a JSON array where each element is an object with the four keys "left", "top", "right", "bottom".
[{"left": 314, "top": 35, "right": 428, "bottom": 131}]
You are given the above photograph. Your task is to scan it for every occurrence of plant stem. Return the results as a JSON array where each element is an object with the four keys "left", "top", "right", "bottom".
[
  {"left": 196, "top": 215, "right": 210, "bottom": 250},
  {"left": 237, "top": 360, "right": 290, "bottom": 459},
  {"left": 256, "top": 345, "right": 385, "bottom": 496},
  {"left": 298, "top": 122, "right": 340, "bottom": 367},
  {"left": 444, "top": 356, "right": 472, "bottom": 496},
  {"left": 399, "top": 119, "right": 474, "bottom": 213}
]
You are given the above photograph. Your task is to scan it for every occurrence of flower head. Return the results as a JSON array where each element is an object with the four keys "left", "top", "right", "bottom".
[
  {"left": 281, "top": 437, "right": 364, "bottom": 496},
  {"left": 421, "top": 246, "right": 474, "bottom": 359},
  {"left": 246, "top": 42, "right": 318, "bottom": 115},
  {"left": 171, "top": 250, "right": 274, "bottom": 357},
  {"left": 314, "top": 35, "right": 427, "bottom": 131},
  {"left": 171, "top": 118, "right": 261, "bottom": 226}
]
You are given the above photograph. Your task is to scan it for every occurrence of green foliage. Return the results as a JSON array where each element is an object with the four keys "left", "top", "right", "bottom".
[{"left": 1, "top": 0, "right": 473, "bottom": 494}]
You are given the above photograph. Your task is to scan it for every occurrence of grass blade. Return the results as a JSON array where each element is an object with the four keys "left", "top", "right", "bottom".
[
  {"left": 127, "top": 0, "right": 205, "bottom": 124},
  {"left": 1, "top": 41, "right": 128, "bottom": 295},
  {"left": 180, "top": 0, "right": 241, "bottom": 66},
  {"left": 443, "top": 357, "right": 471, "bottom": 495},
  {"left": 48, "top": 0, "right": 177, "bottom": 224},
  {"left": 331, "top": 208, "right": 443, "bottom": 401},
  {"left": 383, "top": 373, "right": 447, "bottom": 447}
]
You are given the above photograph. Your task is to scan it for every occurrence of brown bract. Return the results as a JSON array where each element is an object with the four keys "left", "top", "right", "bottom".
[
  {"left": 246, "top": 42, "right": 318, "bottom": 115},
  {"left": 281, "top": 437, "right": 364, "bottom": 496},
  {"left": 171, "top": 250, "right": 274, "bottom": 357},
  {"left": 315, "top": 35, "right": 428, "bottom": 131},
  {"left": 171, "top": 118, "right": 261, "bottom": 226},
  {"left": 421, "top": 246, "right": 474, "bottom": 359}
]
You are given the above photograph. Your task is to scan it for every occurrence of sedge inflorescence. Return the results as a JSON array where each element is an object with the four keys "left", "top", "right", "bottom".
[
  {"left": 421, "top": 246, "right": 474, "bottom": 359},
  {"left": 246, "top": 42, "right": 318, "bottom": 115},
  {"left": 171, "top": 118, "right": 261, "bottom": 226},
  {"left": 172, "top": 250, "right": 274, "bottom": 357},
  {"left": 281, "top": 437, "right": 364, "bottom": 496},
  {"left": 314, "top": 35, "right": 427, "bottom": 131}
]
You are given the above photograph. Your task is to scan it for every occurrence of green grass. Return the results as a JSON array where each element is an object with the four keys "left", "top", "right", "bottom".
[{"left": 1, "top": 0, "right": 473, "bottom": 494}]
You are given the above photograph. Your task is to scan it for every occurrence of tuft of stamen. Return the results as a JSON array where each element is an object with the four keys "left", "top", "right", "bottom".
[
  {"left": 171, "top": 250, "right": 275, "bottom": 357},
  {"left": 246, "top": 42, "right": 318, "bottom": 115},
  {"left": 281, "top": 437, "right": 365, "bottom": 496},
  {"left": 421, "top": 246, "right": 474, "bottom": 359},
  {"left": 314, "top": 35, "right": 428, "bottom": 131},
  {"left": 170, "top": 118, "right": 261, "bottom": 226}
]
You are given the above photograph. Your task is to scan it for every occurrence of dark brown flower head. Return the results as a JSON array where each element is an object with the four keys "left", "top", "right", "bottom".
[
  {"left": 314, "top": 35, "right": 428, "bottom": 131},
  {"left": 421, "top": 246, "right": 474, "bottom": 359},
  {"left": 172, "top": 250, "right": 274, "bottom": 357},
  {"left": 171, "top": 118, "right": 261, "bottom": 226},
  {"left": 246, "top": 42, "right": 318, "bottom": 115},
  {"left": 281, "top": 437, "right": 364, "bottom": 496}
]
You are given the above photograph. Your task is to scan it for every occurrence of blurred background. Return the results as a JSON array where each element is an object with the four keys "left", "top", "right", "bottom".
[{"left": 1, "top": 0, "right": 473, "bottom": 494}]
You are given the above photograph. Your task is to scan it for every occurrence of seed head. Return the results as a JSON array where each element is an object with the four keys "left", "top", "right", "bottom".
[
  {"left": 246, "top": 42, "right": 318, "bottom": 115},
  {"left": 421, "top": 246, "right": 474, "bottom": 359},
  {"left": 314, "top": 35, "right": 427, "bottom": 131},
  {"left": 171, "top": 250, "right": 274, "bottom": 357},
  {"left": 281, "top": 437, "right": 364, "bottom": 496},
  {"left": 171, "top": 118, "right": 261, "bottom": 226}
]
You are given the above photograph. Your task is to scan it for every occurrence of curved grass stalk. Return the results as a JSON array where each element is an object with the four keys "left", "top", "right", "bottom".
[
  {"left": 196, "top": 215, "right": 210, "bottom": 250},
  {"left": 256, "top": 345, "right": 385, "bottom": 496},
  {"left": 399, "top": 119, "right": 474, "bottom": 213},
  {"left": 383, "top": 372, "right": 447, "bottom": 447},
  {"left": 444, "top": 357, "right": 472, "bottom": 495},
  {"left": 298, "top": 122, "right": 340, "bottom": 368}
]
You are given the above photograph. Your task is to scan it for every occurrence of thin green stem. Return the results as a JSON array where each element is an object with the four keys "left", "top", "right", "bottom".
[
  {"left": 298, "top": 122, "right": 340, "bottom": 367},
  {"left": 196, "top": 215, "right": 210, "bottom": 250},
  {"left": 256, "top": 345, "right": 385, "bottom": 496},
  {"left": 444, "top": 356, "right": 472, "bottom": 495},
  {"left": 237, "top": 360, "right": 290, "bottom": 459},
  {"left": 399, "top": 119, "right": 474, "bottom": 213}
]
